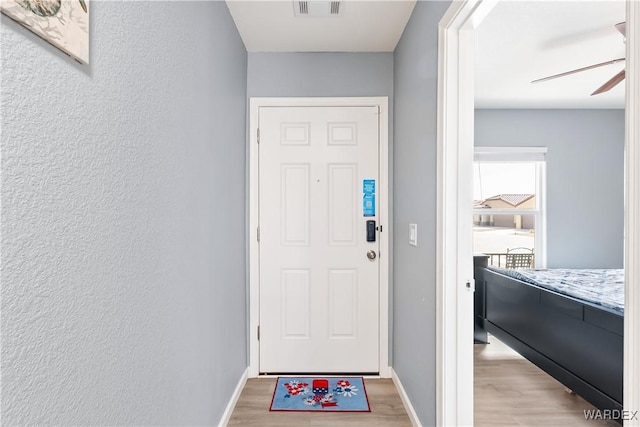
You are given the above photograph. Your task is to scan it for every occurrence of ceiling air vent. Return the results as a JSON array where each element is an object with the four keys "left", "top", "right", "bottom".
[
  {"left": 330, "top": 1, "right": 340, "bottom": 15},
  {"left": 294, "top": 1, "right": 343, "bottom": 17}
]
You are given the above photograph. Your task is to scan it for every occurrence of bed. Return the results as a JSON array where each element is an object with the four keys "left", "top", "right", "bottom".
[{"left": 476, "top": 264, "right": 624, "bottom": 415}]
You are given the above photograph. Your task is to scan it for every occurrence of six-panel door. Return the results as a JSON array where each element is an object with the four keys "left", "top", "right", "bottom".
[{"left": 259, "top": 106, "right": 380, "bottom": 373}]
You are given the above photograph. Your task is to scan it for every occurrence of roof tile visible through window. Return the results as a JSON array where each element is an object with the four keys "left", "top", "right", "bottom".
[{"left": 484, "top": 194, "right": 534, "bottom": 207}]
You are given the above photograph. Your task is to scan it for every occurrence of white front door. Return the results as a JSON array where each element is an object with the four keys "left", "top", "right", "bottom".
[{"left": 258, "top": 106, "right": 380, "bottom": 373}]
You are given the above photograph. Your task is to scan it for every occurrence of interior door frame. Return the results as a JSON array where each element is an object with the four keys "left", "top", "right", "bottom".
[
  {"left": 436, "top": 1, "right": 640, "bottom": 425},
  {"left": 248, "top": 97, "right": 390, "bottom": 378}
]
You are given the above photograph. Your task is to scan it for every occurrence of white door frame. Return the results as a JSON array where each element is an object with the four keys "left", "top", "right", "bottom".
[
  {"left": 248, "top": 97, "right": 390, "bottom": 378},
  {"left": 436, "top": 1, "right": 640, "bottom": 425},
  {"left": 624, "top": 3, "right": 640, "bottom": 424}
]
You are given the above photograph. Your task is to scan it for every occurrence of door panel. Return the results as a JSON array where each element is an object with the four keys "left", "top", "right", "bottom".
[
  {"left": 259, "top": 106, "right": 380, "bottom": 373},
  {"left": 328, "top": 164, "right": 357, "bottom": 245}
]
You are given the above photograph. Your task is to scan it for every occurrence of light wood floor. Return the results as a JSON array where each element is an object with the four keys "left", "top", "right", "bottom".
[
  {"left": 475, "top": 334, "right": 619, "bottom": 427},
  {"left": 228, "top": 336, "right": 619, "bottom": 426},
  {"left": 228, "top": 377, "right": 412, "bottom": 426}
]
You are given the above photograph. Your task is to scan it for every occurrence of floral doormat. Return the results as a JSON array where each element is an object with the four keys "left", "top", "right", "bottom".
[{"left": 269, "top": 377, "right": 370, "bottom": 412}]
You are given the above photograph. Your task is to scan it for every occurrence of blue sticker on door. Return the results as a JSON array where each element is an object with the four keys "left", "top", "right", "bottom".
[{"left": 363, "top": 179, "right": 376, "bottom": 217}]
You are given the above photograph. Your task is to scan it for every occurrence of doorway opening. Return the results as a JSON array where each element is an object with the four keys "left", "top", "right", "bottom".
[{"left": 437, "top": 1, "right": 640, "bottom": 425}]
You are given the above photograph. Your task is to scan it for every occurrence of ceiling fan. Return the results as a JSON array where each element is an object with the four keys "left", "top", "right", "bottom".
[{"left": 532, "top": 22, "right": 626, "bottom": 96}]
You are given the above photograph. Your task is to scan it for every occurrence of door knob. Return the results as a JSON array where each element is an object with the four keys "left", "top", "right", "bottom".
[{"left": 367, "top": 250, "right": 377, "bottom": 260}]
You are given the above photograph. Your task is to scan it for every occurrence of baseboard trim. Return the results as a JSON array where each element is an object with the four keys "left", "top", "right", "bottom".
[
  {"left": 218, "top": 367, "right": 249, "bottom": 427},
  {"left": 379, "top": 365, "right": 392, "bottom": 378},
  {"left": 391, "top": 368, "right": 421, "bottom": 427}
]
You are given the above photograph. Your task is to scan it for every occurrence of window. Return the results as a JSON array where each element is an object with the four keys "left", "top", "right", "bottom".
[{"left": 473, "top": 147, "right": 547, "bottom": 268}]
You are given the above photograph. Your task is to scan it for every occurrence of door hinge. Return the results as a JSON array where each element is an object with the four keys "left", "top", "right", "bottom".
[
  {"left": 257, "top": 226, "right": 260, "bottom": 242},
  {"left": 257, "top": 128, "right": 260, "bottom": 144},
  {"left": 257, "top": 325, "right": 260, "bottom": 341}
]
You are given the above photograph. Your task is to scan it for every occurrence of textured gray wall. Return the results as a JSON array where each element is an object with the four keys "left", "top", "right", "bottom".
[
  {"left": 392, "top": 2, "right": 451, "bottom": 426},
  {"left": 475, "top": 109, "right": 624, "bottom": 268},
  {"left": 1, "top": 2, "right": 247, "bottom": 425}
]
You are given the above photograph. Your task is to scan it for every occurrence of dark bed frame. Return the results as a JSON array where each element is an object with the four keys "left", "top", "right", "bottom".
[{"left": 476, "top": 265, "right": 623, "bottom": 415}]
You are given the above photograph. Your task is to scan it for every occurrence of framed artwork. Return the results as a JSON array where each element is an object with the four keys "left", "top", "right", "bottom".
[{"left": 1, "top": 0, "right": 89, "bottom": 64}]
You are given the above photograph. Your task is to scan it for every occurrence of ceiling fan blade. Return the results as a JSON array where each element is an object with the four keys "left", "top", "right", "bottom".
[
  {"left": 591, "top": 69, "right": 625, "bottom": 96},
  {"left": 616, "top": 22, "right": 626, "bottom": 38},
  {"left": 532, "top": 58, "right": 625, "bottom": 84}
]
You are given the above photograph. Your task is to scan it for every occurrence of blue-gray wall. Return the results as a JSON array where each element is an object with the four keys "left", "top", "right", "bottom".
[
  {"left": 475, "top": 109, "right": 624, "bottom": 268},
  {"left": 1, "top": 2, "right": 247, "bottom": 425},
  {"left": 247, "top": 52, "right": 394, "bottom": 98},
  {"left": 393, "top": 2, "right": 452, "bottom": 426}
]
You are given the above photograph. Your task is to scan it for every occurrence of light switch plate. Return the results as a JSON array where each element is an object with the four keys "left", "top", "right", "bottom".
[{"left": 409, "top": 223, "right": 418, "bottom": 246}]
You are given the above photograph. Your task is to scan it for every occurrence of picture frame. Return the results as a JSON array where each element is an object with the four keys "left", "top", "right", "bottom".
[{"left": 1, "top": 0, "right": 89, "bottom": 64}]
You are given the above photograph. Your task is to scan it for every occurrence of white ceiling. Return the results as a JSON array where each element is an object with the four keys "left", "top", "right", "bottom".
[
  {"left": 225, "top": 0, "right": 626, "bottom": 108},
  {"left": 475, "top": 0, "right": 626, "bottom": 109},
  {"left": 225, "top": 0, "right": 416, "bottom": 52}
]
